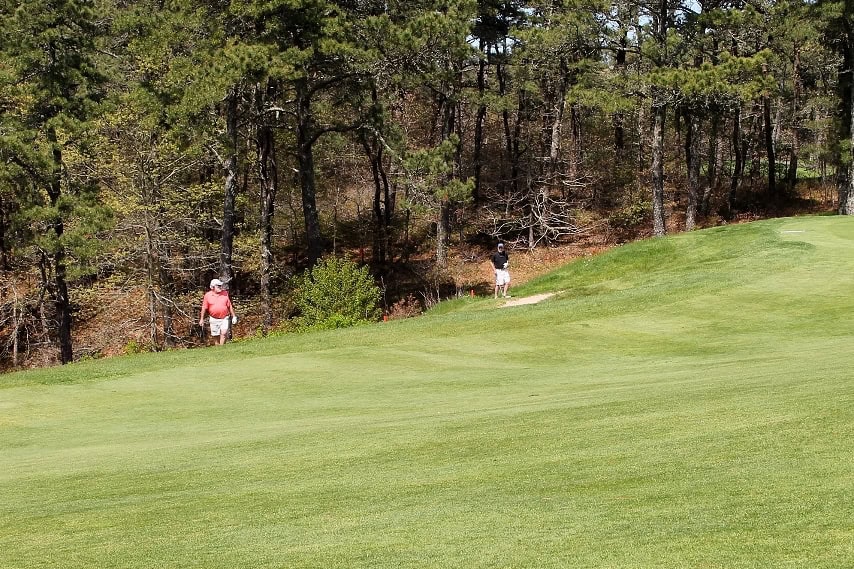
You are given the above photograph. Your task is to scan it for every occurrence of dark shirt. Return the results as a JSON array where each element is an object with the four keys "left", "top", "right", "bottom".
[{"left": 492, "top": 250, "right": 509, "bottom": 270}]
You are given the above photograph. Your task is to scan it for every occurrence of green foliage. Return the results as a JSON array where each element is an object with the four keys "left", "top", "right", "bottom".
[
  {"left": 293, "top": 256, "right": 382, "bottom": 330},
  {"left": 122, "top": 339, "right": 151, "bottom": 355},
  {"left": 0, "top": 0, "right": 110, "bottom": 284},
  {"left": 402, "top": 135, "right": 474, "bottom": 207},
  {"left": 608, "top": 199, "right": 652, "bottom": 241},
  {"left": 648, "top": 51, "right": 773, "bottom": 102}
]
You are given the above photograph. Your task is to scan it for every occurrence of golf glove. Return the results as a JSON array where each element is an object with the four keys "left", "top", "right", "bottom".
[{"left": 231, "top": 316, "right": 238, "bottom": 325}]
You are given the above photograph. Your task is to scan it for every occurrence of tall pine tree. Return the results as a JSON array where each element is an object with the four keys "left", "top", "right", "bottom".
[{"left": 0, "top": 0, "right": 107, "bottom": 363}]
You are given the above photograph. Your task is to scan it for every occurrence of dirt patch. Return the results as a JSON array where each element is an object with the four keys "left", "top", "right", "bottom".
[{"left": 500, "top": 292, "right": 556, "bottom": 307}]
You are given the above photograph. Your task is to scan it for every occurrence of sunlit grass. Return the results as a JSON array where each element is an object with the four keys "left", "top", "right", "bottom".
[{"left": 1, "top": 216, "right": 853, "bottom": 568}]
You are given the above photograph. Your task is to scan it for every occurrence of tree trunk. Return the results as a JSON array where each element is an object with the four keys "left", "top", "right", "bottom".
[
  {"left": 763, "top": 85, "right": 777, "bottom": 198},
  {"left": 296, "top": 79, "right": 324, "bottom": 265},
  {"left": 160, "top": 256, "right": 175, "bottom": 348},
  {"left": 220, "top": 88, "right": 239, "bottom": 282},
  {"left": 46, "top": 127, "right": 73, "bottom": 364},
  {"left": 838, "top": 14, "right": 854, "bottom": 213},
  {"left": 144, "top": 211, "right": 160, "bottom": 347},
  {"left": 11, "top": 291, "right": 20, "bottom": 367},
  {"left": 567, "top": 104, "right": 581, "bottom": 192},
  {"left": 53, "top": 246, "right": 72, "bottom": 364},
  {"left": 524, "top": 61, "right": 569, "bottom": 244},
  {"left": 685, "top": 111, "right": 701, "bottom": 231},
  {"left": 546, "top": 68, "right": 568, "bottom": 186},
  {"left": 651, "top": 104, "right": 667, "bottom": 236},
  {"left": 788, "top": 131, "right": 799, "bottom": 189},
  {"left": 498, "top": 59, "right": 520, "bottom": 199},
  {"left": 367, "top": 140, "right": 385, "bottom": 265},
  {"left": 363, "top": 133, "right": 393, "bottom": 267},
  {"left": 435, "top": 89, "right": 458, "bottom": 267},
  {"left": 844, "top": 103, "right": 854, "bottom": 212},
  {"left": 613, "top": 33, "right": 627, "bottom": 153},
  {"left": 727, "top": 105, "right": 745, "bottom": 214},
  {"left": 437, "top": 199, "right": 450, "bottom": 266},
  {"left": 0, "top": 196, "right": 8, "bottom": 271},
  {"left": 787, "top": 46, "right": 801, "bottom": 189},
  {"left": 258, "top": 92, "right": 278, "bottom": 333},
  {"left": 472, "top": 40, "right": 488, "bottom": 205},
  {"left": 704, "top": 112, "right": 719, "bottom": 211}
]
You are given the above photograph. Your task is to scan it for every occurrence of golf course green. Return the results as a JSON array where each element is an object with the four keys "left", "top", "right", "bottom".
[{"left": 1, "top": 216, "right": 852, "bottom": 568}]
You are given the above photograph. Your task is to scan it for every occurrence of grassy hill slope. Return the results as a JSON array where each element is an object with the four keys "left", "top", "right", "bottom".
[{"left": 1, "top": 216, "right": 852, "bottom": 568}]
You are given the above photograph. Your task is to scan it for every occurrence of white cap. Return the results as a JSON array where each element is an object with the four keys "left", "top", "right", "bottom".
[{"left": 210, "top": 278, "right": 224, "bottom": 289}]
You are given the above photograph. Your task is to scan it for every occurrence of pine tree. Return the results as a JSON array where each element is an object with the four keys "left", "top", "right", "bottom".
[
  {"left": 814, "top": 0, "right": 854, "bottom": 213},
  {"left": 0, "top": 0, "right": 108, "bottom": 363}
]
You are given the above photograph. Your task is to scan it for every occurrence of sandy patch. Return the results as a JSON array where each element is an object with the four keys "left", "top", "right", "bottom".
[{"left": 500, "top": 292, "right": 556, "bottom": 307}]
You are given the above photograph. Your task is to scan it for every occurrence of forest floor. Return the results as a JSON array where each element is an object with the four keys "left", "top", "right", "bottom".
[{"left": 442, "top": 235, "right": 612, "bottom": 296}]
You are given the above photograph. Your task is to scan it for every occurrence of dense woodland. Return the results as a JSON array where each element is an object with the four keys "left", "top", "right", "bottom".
[{"left": 1, "top": 0, "right": 854, "bottom": 370}]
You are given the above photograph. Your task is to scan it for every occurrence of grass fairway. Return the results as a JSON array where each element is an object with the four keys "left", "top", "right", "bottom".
[{"left": 2, "top": 216, "right": 853, "bottom": 568}]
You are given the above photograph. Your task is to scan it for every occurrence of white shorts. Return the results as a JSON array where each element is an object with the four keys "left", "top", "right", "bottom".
[
  {"left": 495, "top": 269, "right": 510, "bottom": 286},
  {"left": 209, "top": 316, "right": 231, "bottom": 336}
]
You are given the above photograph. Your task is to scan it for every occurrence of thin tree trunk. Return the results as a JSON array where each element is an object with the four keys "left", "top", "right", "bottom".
[
  {"left": 472, "top": 39, "right": 488, "bottom": 205},
  {"left": 220, "top": 88, "right": 239, "bottom": 282},
  {"left": 763, "top": 74, "right": 777, "bottom": 198},
  {"left": 788, "top": 131, "right": 799, "bottom": 189},
  {"left": 296, "top": 79, "right": 324, "bottom": 265},
  {"left": 613, "top": 33, "right": 627, "bottom": 153},
  {"left": 651, "top": 0, "right": 668, "bottom": 238},
  {"left": 436, "top": 87, "right": 458, "bottom": 267},
  {"left": 144, "top": 211, "right": 160, "bottom": 347},
  {"left": 11, "top": 296, "right": 20, "bottom": 367},
  {"left": 838, "top": 14, "right": 854, "bottom": 213},
  {"left": 258, "top": 90, "right": 278, "bottom": 333},
  {"left": 160, "top": 257, "right": 174, "bottom": 348},
  {"left": 787, "top": 47, "right": 801, "bottom": 189},
  {"left": 368, "top": 140, "right": 385, "bottom": 265},
  {"left": 437, "top": 200, "right": 450, "bottom": 266},
  {"left": 0, "top": 196, "right": 8, "bottom": 271},
  {"left": 844, "top": 100, "right": 854, "bottom": 212},
  {"left": 46, "top": 126, "right": 73, "bottom": 364},
  {"left": 685, "top": 112, "right": 701, "bottom": 231},
  {"left": 567, "top": 104, "right": 581, "bottom": 191},
  {"left": 842, "top": 33, "right": 854, "bottom": 213},
  {"left": 498, "top": 59, "right": 519, "bottom": 198},
  {"left": 704, "top": 112, "right": 719, "bottom": 209},
  {"left": 728, "top": 105, "right": 745, "bottom": 214},
  {"left": 364, "top": 134, "right": 393, "bottom": 267},
  {"left": 541, "top": 60, "right": 568, "bottom": 224},
  {"left": 652, "top": 104, "right": 667, "bottom": 236}
]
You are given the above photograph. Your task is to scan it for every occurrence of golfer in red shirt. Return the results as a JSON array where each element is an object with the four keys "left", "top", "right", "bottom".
[{"left": 199, "top": 278, "right": 237, "bottom": 345}]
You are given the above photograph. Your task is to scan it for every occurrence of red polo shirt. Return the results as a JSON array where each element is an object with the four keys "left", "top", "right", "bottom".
[{"left": 202, "top": 290, "right": 232, "bottom": 319}]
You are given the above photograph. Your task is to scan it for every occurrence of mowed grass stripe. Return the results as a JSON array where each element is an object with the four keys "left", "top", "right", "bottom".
[{"left": 1, "top": 216, "right": 852, "bottom": 568}]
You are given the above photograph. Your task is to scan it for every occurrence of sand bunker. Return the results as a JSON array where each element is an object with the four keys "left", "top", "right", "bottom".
[{"left": 500, "top": 292, "right": 556, "bottom": 307}]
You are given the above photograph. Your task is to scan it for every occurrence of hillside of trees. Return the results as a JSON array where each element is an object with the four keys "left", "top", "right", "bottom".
[{"left": 1, "top": 0, "right": 853, "bottom": 371}]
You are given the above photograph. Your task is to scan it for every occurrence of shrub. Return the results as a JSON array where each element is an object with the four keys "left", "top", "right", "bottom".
[
  {"left": 608, "top": 199, "right": 652, "bottom": 242},
  {"left": 122, "top": 339, "right": 150, "bottom": 355},
  {"left": 293, "top": 257, "right": 382, "bottom": 330},
  {"left": 387, "top": 294, "right": 422, "bottom": 320}
]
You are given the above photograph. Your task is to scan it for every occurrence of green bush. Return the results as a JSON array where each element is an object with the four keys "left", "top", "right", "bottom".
[
  {"left": 293, "top": 257, "right": 382, "bottom": 330},
  {"left": 609, "top": 199, "right": 652, "bottom": 241}
]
